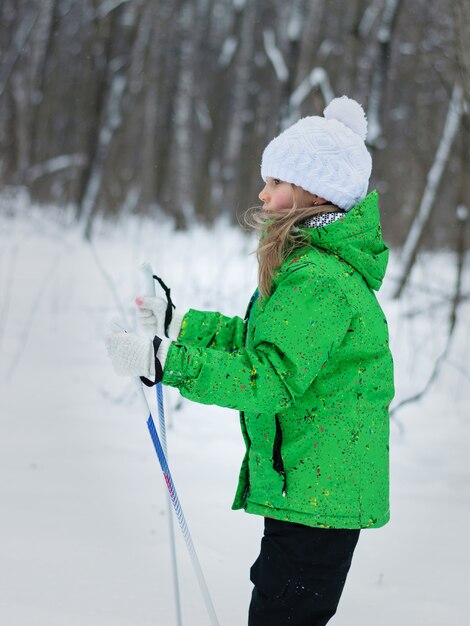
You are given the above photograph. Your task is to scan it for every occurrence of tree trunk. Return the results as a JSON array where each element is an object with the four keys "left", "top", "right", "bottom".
[{"left": 452, "top": 0, "right": 470, "bottom": 106}]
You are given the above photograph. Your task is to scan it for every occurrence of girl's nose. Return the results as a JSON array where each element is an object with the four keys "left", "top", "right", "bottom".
[{"left": 258, "top": 186, "right": 268, "bottom": 202}]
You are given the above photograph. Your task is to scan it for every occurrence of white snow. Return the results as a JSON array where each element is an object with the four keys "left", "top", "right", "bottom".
[{"left": 0, "top": 197, "right": 469, "bottom": 626}]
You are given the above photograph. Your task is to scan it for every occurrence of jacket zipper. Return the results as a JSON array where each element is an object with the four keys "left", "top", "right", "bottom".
[{"left": 243, "top": 288, "right": 259, "bottom": 322}]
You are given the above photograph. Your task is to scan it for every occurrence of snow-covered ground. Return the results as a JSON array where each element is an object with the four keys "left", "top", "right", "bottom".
[{"left": 1, "top": 198, "right": 469, "bottom": 626}]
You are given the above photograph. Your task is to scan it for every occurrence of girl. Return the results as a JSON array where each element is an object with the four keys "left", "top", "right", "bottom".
[{"left": 105, "top": 95, "right": 395, "bottom": 626}]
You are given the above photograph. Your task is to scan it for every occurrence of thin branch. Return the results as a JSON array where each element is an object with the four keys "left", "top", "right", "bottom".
[
  {"left": 387, "top": 272, "right": 460, "bottom": 299},
  {"left": 390, "top": 206, "right": 468, "bottom": 419},
  {"left": 5, "top": 250, "right": 61, "bottom": 381},
  {"left": 87, "top": 240, "right": 132, "bottom": 330},
  {"left": 393, "top": 83, "right": 463, "bottom": 299},
  {"left": 400, "top": 294, "right": 469, "bottom": 320},
  {"left": 283, "top": 67, "right": 334, "bottom": 129},
  {"left": 0, "top": 242, "right": 19, "bottom": 356}
]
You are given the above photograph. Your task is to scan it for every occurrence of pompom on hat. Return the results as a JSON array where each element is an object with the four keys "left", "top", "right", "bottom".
[{"left": 261, "top": 96, "right": 372, "bottom": 211}]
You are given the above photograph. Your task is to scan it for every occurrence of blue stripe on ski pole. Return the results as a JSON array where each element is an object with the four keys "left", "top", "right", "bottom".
[
  {"left": 147, "top": 415, "right": 190, "bottom": 548},
  {"left": 145, "top": 402, "right": 220, "bottom": 626},
  {"left": 156, "top": 383, "right": 168, "bottom": 454},
  {"left": 147, "top": 414, "right": 170, "bottom": 475}
]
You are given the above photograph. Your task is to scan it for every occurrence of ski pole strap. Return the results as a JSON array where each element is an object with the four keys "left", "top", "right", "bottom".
[
  {"left": 152, "top": 274, "right": 175, "bottom": 338},
  {"left": 140, "top": 335, "right": 163, "bottom": 388}
]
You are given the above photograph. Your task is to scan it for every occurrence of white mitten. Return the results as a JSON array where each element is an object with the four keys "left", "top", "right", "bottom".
[
  {"left": 135, "top": 296, "right": 184, "bottom": 338},
  {"left": 105, "top": 332, "right": 171, "bottom": 378}
]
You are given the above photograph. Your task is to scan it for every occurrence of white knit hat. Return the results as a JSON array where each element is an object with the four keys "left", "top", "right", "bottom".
[{"left": 260, "top": 96, "right": 372, "bottom": 211}]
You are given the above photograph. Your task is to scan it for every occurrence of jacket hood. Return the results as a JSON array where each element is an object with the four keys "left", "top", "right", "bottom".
[{"left": 297, "top": 189, "right": 389, "bottom": 290}]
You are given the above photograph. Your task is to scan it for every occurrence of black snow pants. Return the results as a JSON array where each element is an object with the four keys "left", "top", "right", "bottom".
[{"left": 248, "top": 517, "right": 360, "bottom": 626}]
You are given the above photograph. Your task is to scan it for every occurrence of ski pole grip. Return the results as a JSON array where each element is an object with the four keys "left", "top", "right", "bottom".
[
  {"left": 140, "top": 262, "right": 156, "bottom": 297},
  {"left": 140, "top": 262, "right": 174, "bottom": 338}
]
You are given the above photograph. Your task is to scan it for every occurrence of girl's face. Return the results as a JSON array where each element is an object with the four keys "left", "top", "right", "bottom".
[
  {"left": 258, "top": 177, "right": 294, "bottom": 213},
  {"left": 258, "top": 177, "right": 321, "bottom": 213}
]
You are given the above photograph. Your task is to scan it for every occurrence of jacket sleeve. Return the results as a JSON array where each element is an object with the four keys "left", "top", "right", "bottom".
[
  {"left": 176, "top": 309, "right": 246, "bottom": 351},
  {"left": 162, "top": 265, "right": 353, "bottom": 414}
]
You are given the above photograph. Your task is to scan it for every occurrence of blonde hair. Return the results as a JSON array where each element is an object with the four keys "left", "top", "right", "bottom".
[{"left": 242, "top": 184, "right": 341, "bottom": 301}]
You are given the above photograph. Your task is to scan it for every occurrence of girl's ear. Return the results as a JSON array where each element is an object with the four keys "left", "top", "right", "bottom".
[{"left": 293, "top": 184, "right": 317, "bottom": 208}]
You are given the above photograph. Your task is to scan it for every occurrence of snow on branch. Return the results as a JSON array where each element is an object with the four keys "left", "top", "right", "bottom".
[
  {"left": 378, "top": 0, "right": 401, "bottom": 43},
  {"left": 218, "top": 36, "right": 238, "bottom": 68},
  {"left": 287, "top": 2, "right": 302, "bottom": 42},
  {"left": 96, "top": 0, "right": 131, "bottom": 19},
  {"left": 26, "top": 154, "right": 87, "bottom": 183},
  {"left": 456, "top": 204, "right": 469, "bottom": 222},
  {"left": 290, "top": 68, "right": 334, "bottom": 109},
  {"left": 233, "top": 0, "right": 247, "bottom": 10},
  {"left": 358, "top": 2, "right": 381, "bottom": 38},
  {"left": 283, "top": 68, "right": 334, "bottom": 129},
  {"left": 263, "top": 29, "right": 289, "bottom": 84},
  {"left": 393, "top": 83, "right": 463, "bottom": 298}
]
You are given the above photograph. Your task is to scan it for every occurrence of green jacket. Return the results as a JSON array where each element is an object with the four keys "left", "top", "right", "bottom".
[{"left": 162, "top": 190, "right": 394, "bottom": 529}]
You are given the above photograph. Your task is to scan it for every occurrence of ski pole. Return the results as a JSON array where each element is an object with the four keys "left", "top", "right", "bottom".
[
  {"left": 139, "top": 263, "right": 220, "bottom": 626},
  {"left": 110, "top": 321, "right": 220, "bottom": 626},
  {"left": 140, "top": 262, "right": 182, "bottom": 626}
]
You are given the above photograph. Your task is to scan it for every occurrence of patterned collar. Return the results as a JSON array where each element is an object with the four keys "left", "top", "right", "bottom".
[{"left": 295, "top": 211, "right": 346, "bottom": 229}]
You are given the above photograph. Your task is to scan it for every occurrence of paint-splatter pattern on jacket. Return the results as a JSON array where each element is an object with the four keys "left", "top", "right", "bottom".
[{"left": 162, "top": 190, "right": 395, "bottom": 528}]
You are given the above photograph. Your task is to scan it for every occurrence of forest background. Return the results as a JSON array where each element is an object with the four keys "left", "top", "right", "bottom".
[{"left": 1, "top": 0, "right": 469, "bottom": 259}]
